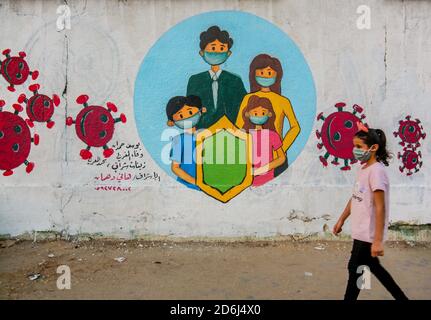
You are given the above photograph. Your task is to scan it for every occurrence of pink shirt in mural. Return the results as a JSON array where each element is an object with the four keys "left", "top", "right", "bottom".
[
  {"left": 350, "top": 161, "right": 390, "bottom": 243},
  {"left": 250, "top": 129, "right": 282, "bottom": 187}
]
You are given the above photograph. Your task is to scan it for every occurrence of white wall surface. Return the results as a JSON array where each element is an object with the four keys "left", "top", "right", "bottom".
[{"left": 0, "top": 0, "right": 430, "bottom": 238}]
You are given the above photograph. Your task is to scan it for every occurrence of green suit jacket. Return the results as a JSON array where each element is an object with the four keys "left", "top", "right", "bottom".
[{"left": 187, "top": 70, "right": 246, "bottom": 129}]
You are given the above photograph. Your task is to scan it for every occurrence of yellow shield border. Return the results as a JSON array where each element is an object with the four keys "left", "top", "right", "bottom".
[{"left": 196, "top": 116, "right": 253, "bottom": 203}]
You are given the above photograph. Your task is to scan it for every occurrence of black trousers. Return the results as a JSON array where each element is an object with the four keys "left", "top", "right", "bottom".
[{"left": 344, "top": 239, "right": 408, "bottom": 300}]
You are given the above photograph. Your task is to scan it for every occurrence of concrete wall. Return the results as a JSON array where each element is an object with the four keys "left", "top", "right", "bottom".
[{"left": 0, "top": 0, "right": 430, "bottom": 240}]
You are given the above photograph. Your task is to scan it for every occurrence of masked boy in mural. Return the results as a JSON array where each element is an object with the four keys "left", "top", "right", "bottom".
[
  {"left": 236, "top": 54, "right": 301, "bottom": 177},
  {"left": 166, "top": 95, "right": 206, "bottom": 190},
  {"left": 187, "top": 26, "right": 247, "bottom": 129}
]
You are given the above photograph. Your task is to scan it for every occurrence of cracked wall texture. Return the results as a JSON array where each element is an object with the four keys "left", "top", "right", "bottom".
[{"left": 0, "top": 0, "right": 430, "bottom": 239}]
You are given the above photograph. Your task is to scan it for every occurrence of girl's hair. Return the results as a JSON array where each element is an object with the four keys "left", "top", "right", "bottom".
[
  {"left": 241, "top": 95, "right": 276, "bottom": 132},
  {"left": 249, "top": 54, "right": 283, "bottom": 94},
  {"left": 354, "top": 128, "right": 392, "bottom": 166}
]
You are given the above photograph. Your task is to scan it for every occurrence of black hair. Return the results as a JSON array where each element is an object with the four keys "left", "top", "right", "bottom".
[
  {"left": 199, "top": 26, "right": 233, "bottom": 50},
  {"left": 354, "top": 128, "right": 392, "bottom": 166},
  {"left": 166, "top": 95, "right": 202, "bottom": 121}
]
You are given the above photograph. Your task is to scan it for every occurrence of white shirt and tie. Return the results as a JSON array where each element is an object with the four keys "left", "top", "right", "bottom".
[{"left": 209, "top": 69, "right": 222, "bottom": 109}]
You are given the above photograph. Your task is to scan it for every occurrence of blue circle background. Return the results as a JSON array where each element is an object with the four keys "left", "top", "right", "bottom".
[{"left": 134, "top": 10, "right": 316, "bottom": 182}]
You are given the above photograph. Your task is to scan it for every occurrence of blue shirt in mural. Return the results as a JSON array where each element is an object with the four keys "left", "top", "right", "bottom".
[{"left": 170, "top": 132, "right": 200, "bottom": 190}]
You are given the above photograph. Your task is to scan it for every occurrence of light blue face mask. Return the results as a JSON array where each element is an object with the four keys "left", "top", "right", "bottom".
[
  {"left": 353, "top": 147, "right": 371, "bottom": 162},
  {"left": 202, "top": 51, "right": 229, "bottom": 66},
  {"left": 174, "top": 112, "right": 201, "bottom": 129},
  {"left": 255, "top": 76, "right": 276, "bottom": 87},
  {"left": 249, "top": 115, "right": 269, "bottom": 125}
]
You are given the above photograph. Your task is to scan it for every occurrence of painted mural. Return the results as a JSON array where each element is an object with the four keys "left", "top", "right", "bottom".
[
  {"left": 316, "top": 102, "right": 367, "bottom": 171},
  {"left": 1, "top": 9, "right": 428, "bottom": 203},
  {"left": 0, "top": 48, "right": 59, "bottom": 176},
  {"left": 0, "top": 99, "right": 39, "bottom": 176},
  {"left": 0, "top": 49, "right": 39, "bottom": 92},
  {"left": 134, "top": 11, "right": 316, "bottom": 202},
  {"left": 393, "top": 115, "right": 426, "bottom": 175},
  {"left": 18, "top": 84, "right": 60, "bottom": 129},
  {"left": 66, "top": 95, "right": 127, "bottom": 160}
]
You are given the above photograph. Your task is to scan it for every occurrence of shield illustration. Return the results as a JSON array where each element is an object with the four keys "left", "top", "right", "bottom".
[{"left": 196, "top": 115, "right": 253, "bottom": 203}]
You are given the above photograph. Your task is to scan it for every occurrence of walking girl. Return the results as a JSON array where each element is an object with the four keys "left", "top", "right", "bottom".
[{"left": 333, "top": 122, "right": 408, "bottom": 300}]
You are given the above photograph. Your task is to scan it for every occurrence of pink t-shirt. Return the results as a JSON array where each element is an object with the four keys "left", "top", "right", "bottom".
[
  {"left": 250, "top": 129, "right": 283, "bottom": 186},
  {"left": 350, "top": 161, "right": 390, "bottom": 243}
]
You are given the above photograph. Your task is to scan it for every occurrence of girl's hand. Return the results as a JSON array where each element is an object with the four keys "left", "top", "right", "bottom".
[
  {"left": 333, "top": 220, "right": 344, "bottom": 235},
  {"left": 254, "top": 165, "right": 269, "bottom": 176},
  {"left": 371, "top": 241, "right": 384, "bottom": 257}
]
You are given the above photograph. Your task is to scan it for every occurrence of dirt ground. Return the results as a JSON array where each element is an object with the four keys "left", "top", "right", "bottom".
[{"left": 0, "top": 239, "right": 430, "bottom": 300}]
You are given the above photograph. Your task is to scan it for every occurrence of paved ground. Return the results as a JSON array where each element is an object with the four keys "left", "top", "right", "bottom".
[{"left": 0, "top": 239, "right": 430, "bottom": 300}]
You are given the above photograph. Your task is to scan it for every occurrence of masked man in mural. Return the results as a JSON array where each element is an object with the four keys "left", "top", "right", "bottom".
[{"left": 187, "top": 26, "right": 247, "bottom": 129}]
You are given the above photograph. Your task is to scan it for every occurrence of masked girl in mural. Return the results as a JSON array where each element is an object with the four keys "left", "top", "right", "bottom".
[
  {"left": 241, "top": 95, "right": 285, "bottom": 187},
  {"left": 333, "top": 122, "right": 408, "bottom": 300},
  {"left": 236, "top": 54, "right": 300, "bottom": 178},
  {"left": 187, "top": 26, "right": 247, "bottom": 129}
]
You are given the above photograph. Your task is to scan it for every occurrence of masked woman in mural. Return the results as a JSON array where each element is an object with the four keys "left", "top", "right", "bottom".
[
  {"left": 241, "top": 95, "right": 285, "bottom": 187},
  {"left": 236, "top": 54, "right": 300, "bottom": 177},
  {"left": 187, "top": 26, "right": 247, "bottom": 129}
]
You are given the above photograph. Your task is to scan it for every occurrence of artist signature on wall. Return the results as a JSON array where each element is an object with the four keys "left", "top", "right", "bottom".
[{"left": 87, "top": 141, "right": 161, "bottom": 191}]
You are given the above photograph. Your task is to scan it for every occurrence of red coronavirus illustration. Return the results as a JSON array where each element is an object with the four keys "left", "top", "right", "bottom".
[
  {"left": 398, "top": 147, "right": 422, "bottom": 176},
  {"left": 316, "top": 102, "right": 367, "bottom": 171},
  {"left": 393, "top": 115, "right": 426, "bottom": 176},
  {"left": 18, "top": 84, "right": 60, "bottom": 129},
  {"left": 0, "top": 99, "right": 39, "bottom": 176},
  {"left": 393, "top": 115, "right": 426, "bottom": 149},
  {"left": 66, "top": 95, "right": 127, "bottom": 160},
  {"left": 0, "top": 49, "right": 39, "bottom": 92}
]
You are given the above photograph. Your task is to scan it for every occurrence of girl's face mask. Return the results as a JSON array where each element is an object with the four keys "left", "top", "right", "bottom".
[
  {"left": 353, "top": 145, "right": 377, "bottom": 162},
  {"left": 249, "top": 115, "right": 269, "bottom": 125},
  {"left": 353, "top": 147, "right": 371, "bottom": 162}
]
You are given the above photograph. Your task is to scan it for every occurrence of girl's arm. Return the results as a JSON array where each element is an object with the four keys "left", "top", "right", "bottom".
[
  {"left": 372, "top": 190, "right": 385, "bottom": 257},
  {"left": 171, "top": 161, "right": 196, "bottom": 185},
  {"left": 333, "top": 198, "right": 352, "bottom": 235},
  {"left": 254, "top": 147, "right": 286, "bottom": 175},
  {"left": 281, "top": 98, "right": 301, "bottom": 152}
]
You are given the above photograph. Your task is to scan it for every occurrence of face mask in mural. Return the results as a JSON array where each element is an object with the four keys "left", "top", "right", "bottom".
[
  {"left": 352, "top": 147, "right": 372, "bottom": 162},
  {"left": 174, "top": 112, "right": 202, "bottom": 129},
  {"left": 249, "top": 115, "right": 269, "bottom": 125},
  {"left": 202, "top": 51, "right": 230, "bottom": 66},
  {"left": 255, "top": 76, "right": 276, "bottom": 88},
  {"left": 316, "top": 102, "right": 367, "bottom": 171}
]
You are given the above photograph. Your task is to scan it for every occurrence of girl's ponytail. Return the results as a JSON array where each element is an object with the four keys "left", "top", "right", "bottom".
[
  {"left": 354, "top": 128, "right": 393, "bottom": 166},
  {"left": 374, "top": 129, "right": 391, "bottom": 166}
]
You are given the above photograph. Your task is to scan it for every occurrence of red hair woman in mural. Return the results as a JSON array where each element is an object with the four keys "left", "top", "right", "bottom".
[
  {"left": 241, "top": 95, "right": 285, "bottom": 186},
  {"left": 235, "top": 54, "right": 300, "bottom": 177}
]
